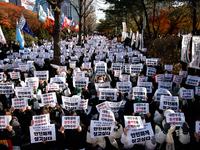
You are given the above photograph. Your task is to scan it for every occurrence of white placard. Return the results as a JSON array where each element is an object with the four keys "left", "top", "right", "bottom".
[
  {"left": 185, "top": 75, "right": 200, "bottom": 86},
  {"left": 120, "top": 75, "right": 130, "bottom": 82},
  {"left": 0, "top": 116, "right": 9, "bottom": 129},
  {"left": 189, "top": 36, "right": 200, "bottom": 69},
  {"left": 111, "top": 63, "right": 122, "bottom": 71},
  {"left": 73, "top": 77, "right": 89, "bottom": 88},
  {"left": 12, "top": 97, "right": 28, "bottom": 109},
  {"left": 9, "top": 72, "right": 20, "bottom": 79},
  {"left": 155, "top": 74, "right": 164, "bottom": 83},
  {"left": 19, "top": 64, "right": 28, "bottom": 72},
  {"left": 164, "top": 65, "right": 173, "bottom": 72},
  {"left": 195, "top": 86, "right": 200, "bottom": 96},
  {"left": 179, "top": 71, "right": 187, "bottom": 78},
  {"left": 137, "top": 76, "right": 148, "bottom": 82},
  {"left": 90, "top": 120, "right": 115, "bottom": 138},
  {"left": 34, "top": 71, "right": 49, "bottom": 81},
  {"left": 62, "top": 96, "right": 81, "bottom": 110},
  {"left": 82, "top": 62, "right": 91, "bottom": 69},
  {"left": 137, "top": 82, "right": 152, "bottom": 93},
  {"left": 132, "top": 87, "right": 147, "bottom": 101},
  {"left": 95, "top": 62, "right": 107, "bottom": 76},
  {"left": 29, "top": 124, "right": 56, "bottom": 143},
  {"left": 159, "top": 96, "right": 179, "bottom": 112},
  {"left": 95, "top": 82, "right": 111, "bottom": 92},
  {"left": 164, "top": 74, "right": 173, "bottom": 82},
  {"left": 195, "top": 121, "right": 200, "bottom": 136},
  {"left": 134, "top": 103, "right": 149, "bottom": 114},
  {"left": 106, "top": 101, "right": 122, "bottom": 113},
  {"left": 62, "top": 116, "right": 80, "bottom": 129},
  {"left": 124, "top": 116, "right": 144, "bottom": 129},
  {"left": 47, "top": 83, "right": 59, "bottom": 91},
  {"left": 58, "top": 66, "right": 67, "bottom": 73},
  {"left": 158, "top": 82, "right": 173, "bottom": 91},
  {"left": 25, "top": 77, "right": 39, "bottom": 88},
  {"left": 181, "top": 34, "right": 191, "bottom": 63},
  {"left": 116, "top": 82, "right": 132, "bottom": 93},
  {"left": 154, "top": 88, "right": 172, "bottom": 102},
  {"left": 146, "top": 59, "right": 157, "bottom": 66},
  {"left": 32, "top": 114, "right": 50, "bottom": 126},
  {"left": 0, "top": 72, "right": 3, "bottom": 81},
  {"left": 166, "top": 113, "right": 185, "bottom": 126},
  {"left": 77, "top": 99, "right": 88, "bottom": 110},
  {"left": 41, "top": 92, "right": 57, "bottom": 105},
  {"left": 99, "top": 88, "right": 118, "bottom": 101},
  {"left": 114, "top": 70, "right": 121, "bottom": 77},
  {"left": 74, "top": 71, "right": 85, "bottom": 78},
  {"left": 180, "top": 89, "right": 194, "bottom": 99},
  {"left": 127, "top": 123, "right": 154, "bottom": 145},
  {"left": 50, "top": 77, "right": 66, "bottom": 89},
  {"left": 15, "top": 87, "right": 33, "bottom": 99},
  {"left": 0, "top": 83, "right": 14, "bottom": 94},
  {"left": 99, "top": 109, "right": 115, "bottom": 122},
  {"left": 146, "top": 67, "right": 156, "bottom": 77},
  {"left": 173, "top": 75, "right": 183, "bottom": 83},
  {"left": 96, "top": 102, "right": 109, "bottom": 113}
]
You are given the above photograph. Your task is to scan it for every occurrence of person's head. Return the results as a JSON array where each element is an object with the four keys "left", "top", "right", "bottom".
[
  {"left": 39, "top": 80, "right": 44, "bottom": 85},
  {"left": 97, "top": 76, "right": 104, "bottom": 83},
  {"left": 67, "top": 110, "right": 77, "bottom": 116},
  {"left": 40, "top": 107, "right": 50, "bottom": 115},
  {"left": 163, "top": 109, "right": 175, "bottom": 121},
  {"left": 74, "top": 87, "right": 82, "bottom": 96},
  {"left": 4, "top": 108, "right": 12, "bottom": 122}
]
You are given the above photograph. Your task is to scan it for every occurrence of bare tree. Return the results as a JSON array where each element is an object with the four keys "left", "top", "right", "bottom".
[
  {"left": 85, "top": 11, "right": 97, "bottom": 34},
  {"left": 68, "top": 0, "right": 94, "bottom": 45}
]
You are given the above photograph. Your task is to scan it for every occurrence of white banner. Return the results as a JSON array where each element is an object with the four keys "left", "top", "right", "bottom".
[
  {"left": 189, "top": 36, "right": 200, "bottom": 69},
  {"left": 181, "top": 34, "right": 191, "bottom": 63}
]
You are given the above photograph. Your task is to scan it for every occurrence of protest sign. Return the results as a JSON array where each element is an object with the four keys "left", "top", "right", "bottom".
[
  {"left": 0, "top": 72, "right": 3, "bottom": 81},
  {"left": 47, "top": 83, "right": 59, "bottom": 91},
  {"left": 154, "top": 88, "right": 172, "bottom": 102},
  {"left": 12, "top": 97, "right": 28, "bottom": 109},
  {"left": 180, "top": 89, "right": 194, "bottom": 99},
  {"left": 96, "top": 102, "right": 109, "bottom": 113},
  {"left": 99, "top": 109, "right": 115, "bottom": 122},
  {"left": 195, "top": 86, "right": 200, "bottom": 96},
  {"left": 146, "top": 67, "right": 156, "bottom": 77},
  {"left": 146, "top": 59, "right": 157, "bottom": 66},
  {"left": 82, "top": 62, "right": 91, "bottom": 69},
  {"left": 69, "top": 61, "right": 76, "bottom": 69},
  {"left": 73, "top": 77, "right": 89, "bottom": 88},
  {"left": 15, "top": 87, "right": 33, "bottom": 99},
  {"left": 166, "top": 113, "right": 185, "bottom": 126},
  {"left": 114, "top": 70, "right": 121, "bottom": 77},
  {"left": 25, "top": 77, "right": 39, "bottom": 88},
  {"left": 74, "top": 71, "right": 85, "bottom": 78},
  {"left": 179, "top": 71, "right": 187, "bottom": 78},
  {"left": 185, "top": 75, "right": 200, "bottom": 86},
  {"left": 137, "top": 82, "right": 152, "bottom": 93},
  {"left": 127, "top": 123, "right": 154, "bottom": 145},
  {"left": 137, "top": 76, "right": 148, "bottom": 82},
  {"left": 95, "top": 82, "right": 111, "bottom": 92},
  {"left": 29, "top": 124, "right": 56, "bottom": 143},
  {"left": 99, "top": 88, "right": 118, "bottom": 101},
  {"left": 41, "top": 92, "right": 57, "bottom": 105},
  {"left": 9, "top": 72, "right": 20, "bottom": 79},
  {"left": 124, "top": 64, "right": 131, "bottom": 74},
  {"left": 32, "top": 114, "right": 50, "bottom": 126},
  {"left": 58, "top": 66, "right": 67, "bottom": 73},
  {"left": 62, "top": 116, "right": 80, "bottom": 129},
  {"left": 107, "top": 101, "right": 122, "bottom": 113},
  {"left": 50, "top": 77, "right": 66, "bottom": 89},
  {"left": 158, "top": 82, "right": 173, "bottom": 91},
  {"left": 90, "top": 120, "right": 115, "bottom": 138},
  {"left": 134, "top": 103, "right": 149, "bottom": 114},
  {"left": 195, "top": 121, "right": 200, "bottom": 136},
  {"left": 0, "top": 116, "right": 9, "bottom": 129},
  {"left": 164, "top": 65, "right": 173, "bottom": 72},
  {"left": 77, "top": 99, "right": 88, "bottom": 110},
  {"left": 124, "top": 116, "right": 144, "bottom": 129},
  {"left": 116, "top": 82, "right": 132, "bottom": 93},
  {"left": 164, "top": 74, "right": 173, "bottom": 82},
  {"left": 130, "top": 64, "right": 142, "bottom": 75},
  {"left": 120, "top": 74, "right": 130, "bottom": 82},
  {"left": 132, "top": 87, "right": 147, "bottom": 101},
  {"left": 95, "top": 62, "right": 107, "bottom": 76},
  {"left": 111, "top": 63, "right": 122, "bottom": 71},
  {"left": 0, "top": 83, "right": 14, "bottom": 94},
  {"left": 62, "top": 96, "right": 80, "bottom": 110},
  {"left": 172, "top": 75, "right": 183, "bottom": 84},
  {"left": 159, "top": 96, "right": 179, "bottom": 112},
  {"left": 34, "top": 71, "right": 49, "bottom": 81},
  {"left": 155, "top": 74, "right": 164, "bottom": 83},
  {"left": 19, "top": 64, "right": 28, "bottom": 72}
]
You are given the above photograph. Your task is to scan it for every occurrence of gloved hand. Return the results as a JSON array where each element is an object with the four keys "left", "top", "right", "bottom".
[
  {"left": 163, "top": 123, "right": 171, "bottom": 134},
  {"left": 182, "top": 122, "right": 190, "bottom": 134}
]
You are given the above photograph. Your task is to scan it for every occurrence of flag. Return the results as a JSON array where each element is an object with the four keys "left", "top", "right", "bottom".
[
  {"left": 72, "top": 21, "right": 75, "bottom": 28},
  {"left": 63, "top": 16, "right": 68, "bottom": 29},
  {"left": 17, "top": 13, "right": 35, "bottom": 38},
  {"left": 61, "top": 13, "right": 65, "bottom": 30},
  {"left": 70, "top": 19, "right": 73, "bottom": 26},
  {"left": 37, "top": 5, "right": 47, "bottom": 22},
  {"left": 75, "top": 25, "right": 79, "bottom": 31},
  {"left": 16, "top": 21, "right": 24, "bottom": 50},
  {"left": 21, "top": 0, "right": 36, "bottom": 11},
  {"left": 68, "top": 19, "right": 71, "bottom": 26},
  {"left": 47, "top": 8, "right": 54, "bottom": 25},
  {"left": 0, "top": 26, "right": 6, "bottom": 45}
]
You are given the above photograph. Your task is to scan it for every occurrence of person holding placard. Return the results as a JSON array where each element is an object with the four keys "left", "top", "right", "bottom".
[
  {"left": 154, "top": 109, "right": 190, "bottom": 150},
  {"left": 29, "top": 86, "right": 42, "bottom": 110}
]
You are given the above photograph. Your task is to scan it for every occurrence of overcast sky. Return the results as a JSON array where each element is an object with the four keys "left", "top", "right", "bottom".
[{"left": 95, "top": 0, "right": 110, "bottom": 23}]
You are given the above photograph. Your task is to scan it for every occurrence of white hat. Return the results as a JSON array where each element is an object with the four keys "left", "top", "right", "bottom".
[{"left": 164, "top": 109, "right": 175, "bottom": 117}]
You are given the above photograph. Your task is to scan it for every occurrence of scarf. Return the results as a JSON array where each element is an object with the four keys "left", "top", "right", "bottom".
[{"left": 162, "top": 120, "right": 176, "bottom": 150}]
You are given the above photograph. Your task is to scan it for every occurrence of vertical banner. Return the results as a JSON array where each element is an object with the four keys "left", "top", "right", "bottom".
[
  {"left": 181, "top": 34, "right": 191, "bottom": 63},
  {"left": 189, "top": 36, "right": 200, "bottom": 69}
]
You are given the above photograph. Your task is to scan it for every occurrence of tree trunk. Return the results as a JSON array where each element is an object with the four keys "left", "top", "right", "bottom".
[
  {"left": 84, "top": 16, "right": 86, "bottom": 42},
  {"left": 133, "top": 17, "right": 141, "bottom": 33},
  {"left": 192, "top": 1, "right": 197, "bottom": 35},
  {"left": 141, "top": 0, "right": 151, "bottom": 38},
  {"left": 78, "top": 0, "right": 83, "bottom": 45},
  {"left": 53, "top": 7, "right": 61, "bottom": 66},
  {"left": 152, "top": 0, "right": 156, "bottom": 38}
]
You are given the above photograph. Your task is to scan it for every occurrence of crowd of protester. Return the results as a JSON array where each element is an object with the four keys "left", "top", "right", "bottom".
[{"left": 0, "top": 35, "right": 200, "bottom": 150}]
